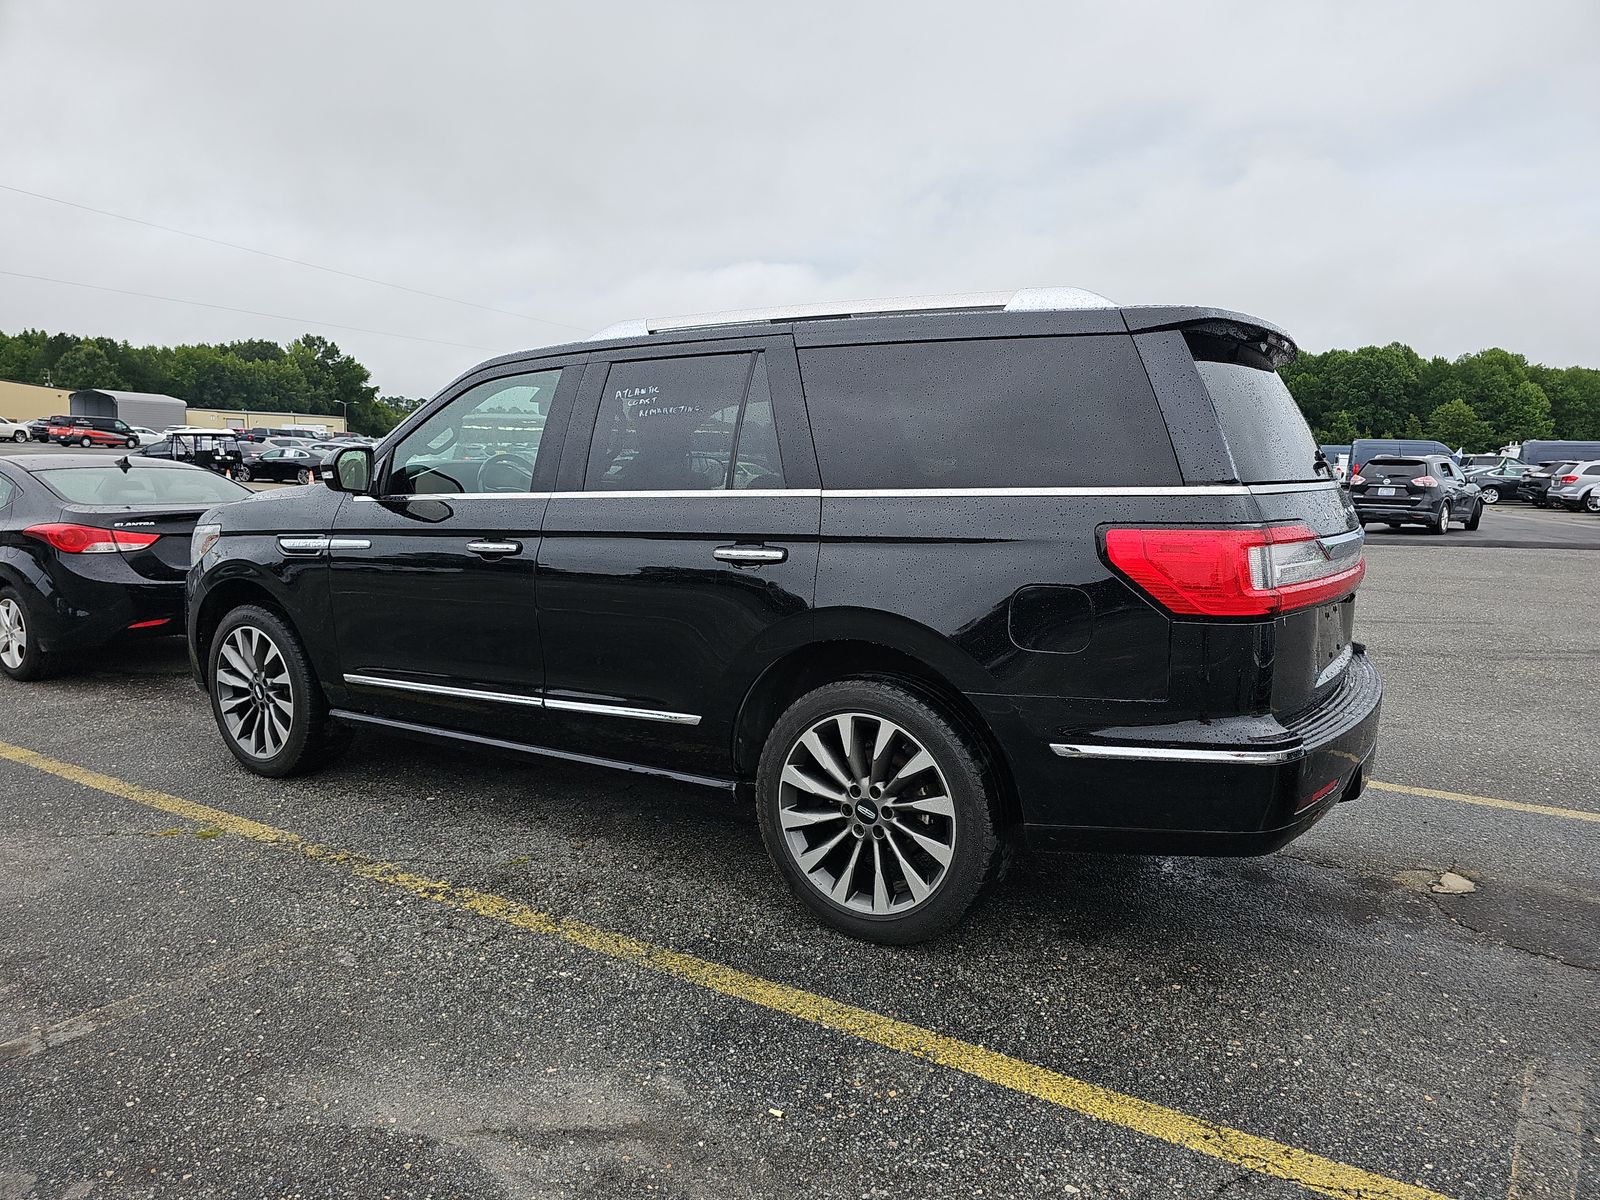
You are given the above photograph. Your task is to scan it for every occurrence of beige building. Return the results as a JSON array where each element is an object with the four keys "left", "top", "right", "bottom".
[
  {"left": 0, "top": 379, "right": 73, "bottom": 421},
  {"left": 0, "top": 378, "right": 344, "bottom": 433}
]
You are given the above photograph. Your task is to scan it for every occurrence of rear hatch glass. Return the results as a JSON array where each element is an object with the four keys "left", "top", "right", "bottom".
[{"left": 1185, "top": 333, "right": 1323, "bottom": 484}]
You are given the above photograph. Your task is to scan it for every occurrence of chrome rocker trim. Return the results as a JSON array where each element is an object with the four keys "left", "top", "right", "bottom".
[{"left": 341, "top": 673, "right": 701, "bottom": 725}]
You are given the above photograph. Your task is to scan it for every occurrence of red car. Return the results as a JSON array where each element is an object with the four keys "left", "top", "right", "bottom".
[{"left": 48, "top": 416, "right": 142, "bottom": 448}]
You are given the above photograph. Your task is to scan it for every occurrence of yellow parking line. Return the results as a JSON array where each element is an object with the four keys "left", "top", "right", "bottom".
[
  {"left": 1370, "top": 780, "right": 1600, "bottom": 824},
  {"left": 0, "top": 740, "right": 1452, "bottom": 1200}
]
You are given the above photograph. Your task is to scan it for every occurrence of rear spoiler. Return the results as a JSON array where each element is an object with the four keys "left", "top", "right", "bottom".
[{"left": 1121, "top": 306, "right": 1298, "bottom": 368}]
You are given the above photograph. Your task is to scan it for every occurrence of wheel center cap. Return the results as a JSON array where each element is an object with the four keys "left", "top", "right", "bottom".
[{"left": 854, "top": 800, "right": 879, "bottom": 824}]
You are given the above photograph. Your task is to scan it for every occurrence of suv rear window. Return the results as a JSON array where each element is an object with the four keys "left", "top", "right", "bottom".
[
  {"left": 1188, "top": 335, "right": 1321, "bottom": 484},
  {"left": 798, "top": 335, "right": 1179, "bottom": 489}
]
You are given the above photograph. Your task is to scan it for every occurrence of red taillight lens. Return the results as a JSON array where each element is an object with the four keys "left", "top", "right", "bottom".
[
  {"left": 1104, "top": 525, "right": 1365, "bottom": 617},
  {"left": 1411, "top": 475, "right": 1438, "bottom": 487},
  {"left": 1559, "top": 475, "right": 1580, "bottom": 484},
  {"left": 24, "top": 523, "right": 161, "bottom": 554}
]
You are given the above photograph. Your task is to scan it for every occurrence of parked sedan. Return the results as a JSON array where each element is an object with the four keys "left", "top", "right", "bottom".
[
  {"left": 1351, "top": 453, "right": 1482, "bottom": 533},
  {"left": 1466, "top": 459, "right": 1535, "bottom": 504},
  {"left": 236, "top": 445, "right": 321, "bottom": 484},
  {"left": 0, "top": 454, "right": 253, "bottom": 679},
  {"left": 1546, "top": 460, "right": 1600, "bottom": 512}
]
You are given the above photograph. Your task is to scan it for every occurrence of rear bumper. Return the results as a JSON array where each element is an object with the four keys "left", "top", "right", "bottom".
[
  {"left": 1008, "top": 649, "right": 1382, "bottom": 854},
  {"left": 1353, "top": 499, "right": 1436, "bottom": 524},
  {"left": 23, "top": 561, "right": 185, "bottom": 653}
]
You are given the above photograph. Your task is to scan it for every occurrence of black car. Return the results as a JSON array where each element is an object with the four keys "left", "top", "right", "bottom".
[
  {"left": 186, "top": 289, "right": 1381, "bottom": 942},
  {"left": 1350, "top": 454, "right": 1482, "bottom": 532},
  {"left": 237, "top": 445, "right": 321, "bottom": 484},
  {"left": 1517, "top": 461, "right": 1577, "bottom": 507},
  {"left": 0, "top": 454, "right": 252, "bottom": 679},
  {"left": 1465, "top": 459, "right": 1534, "bottom": 503}
]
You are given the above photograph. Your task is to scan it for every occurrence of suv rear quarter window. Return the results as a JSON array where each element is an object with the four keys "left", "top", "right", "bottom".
[{"left": 798, "top": 335, "right": 1179, "bottom": 489}]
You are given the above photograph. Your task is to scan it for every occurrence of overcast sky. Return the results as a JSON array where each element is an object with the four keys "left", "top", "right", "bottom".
[{"left": 2, "top": 1, "right": 1596, "bottom": 397}]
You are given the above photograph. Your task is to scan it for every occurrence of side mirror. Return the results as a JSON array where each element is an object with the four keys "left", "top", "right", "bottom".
[{"left": 322, "top": 445, "right": 374, "bottom": 493}]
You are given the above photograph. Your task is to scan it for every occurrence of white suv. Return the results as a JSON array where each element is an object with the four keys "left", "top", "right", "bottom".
[
  {"left": 0, "top": 416, "right": 29, "bottom": 443},
  {"left": 1546, "top": 460, "right": 1600, "bottom": 512}
]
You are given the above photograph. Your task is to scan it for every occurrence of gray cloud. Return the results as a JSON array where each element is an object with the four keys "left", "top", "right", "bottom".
[{"left": 2, "top": 0, "right": 1596, "bottom": 397}]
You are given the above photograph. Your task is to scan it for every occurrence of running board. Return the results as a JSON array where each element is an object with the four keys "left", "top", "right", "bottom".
[{"left": 328, "top": 709, "right": 737, "bottom": 792}]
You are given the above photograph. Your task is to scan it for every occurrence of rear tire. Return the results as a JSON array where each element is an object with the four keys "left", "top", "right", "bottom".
[
  {"left": 1431, "top": 502, "right": 1450, "bottom": 534},
  {"left": 1586, "top": 492, "right": 1600, "bottom": 514},
  {"left": 755, "top": 679, "right": 1008, "bottom": 944},
  {"left": 1480, "top": 487, "right": 1500, "bottom": 504},
  {"left": 0, "top": 587, "right": 59, "bottom": 682},
  {"left": 207, "top": 604, "right": 346, "bottom": 777}
]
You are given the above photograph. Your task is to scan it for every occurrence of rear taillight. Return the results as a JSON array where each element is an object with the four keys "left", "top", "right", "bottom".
[
  {"left": 1349, "top": 474, "right": 1365, "bottom": 485},
  {"left": 23, "top": 523, "right": 161, "bottom": 554},
  {"left": 1411, "top": 475, "right": 1438, "bottom": 487},
  {"left": 1104, "top": 524, "right": 1365, "bottom": 618},
  {"left": 1559, "top": 475, "right": 1580, "bottom": 484}
]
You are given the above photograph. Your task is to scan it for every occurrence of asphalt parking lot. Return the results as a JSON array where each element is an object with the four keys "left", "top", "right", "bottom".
[{"left": 1, "top": 484, "right": 1596, "bottom": 1198}]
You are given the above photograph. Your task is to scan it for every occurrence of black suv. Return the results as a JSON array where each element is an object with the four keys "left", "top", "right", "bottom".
[
  {"left": 1350, "top": 454, "right": 1483, "bottom": 532},
  {"left": 187, "top": 289, "right": 1381, "bottom": 942}
]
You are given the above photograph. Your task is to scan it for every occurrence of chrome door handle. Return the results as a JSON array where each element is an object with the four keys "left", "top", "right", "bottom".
[
  {"left": 714, "top": 544, "right": 786, "bottom": 565},
  {"left": 467, "top": 539, "right": 522, "bottom": 558},
  {"left": 277, "top": 535, "right": 329, "bottom": 556}
]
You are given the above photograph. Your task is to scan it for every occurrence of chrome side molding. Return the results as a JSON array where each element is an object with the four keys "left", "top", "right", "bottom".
[
  {"left": 341, "top": 673, "right": 701, "bottom": 725},
  {"left": 1050, "top": 742, "right": 1298, "bottom": 765}
]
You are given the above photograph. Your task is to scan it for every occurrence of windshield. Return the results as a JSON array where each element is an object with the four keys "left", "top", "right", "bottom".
[{"left": 35, "top": 465, "right": 253, "bottom": 505}]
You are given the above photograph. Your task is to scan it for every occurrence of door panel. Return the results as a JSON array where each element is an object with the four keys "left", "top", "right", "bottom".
[
  {"left": 535, "top": 336, "right": 820, "bottom": 774},
  {"left": 326, "top": 359, "right": 580, "bottom": 740}
]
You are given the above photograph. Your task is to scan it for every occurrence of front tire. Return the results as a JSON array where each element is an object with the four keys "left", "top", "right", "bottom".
[
  {"left": 1464, "top": 500, "right": 1482, "bottom": 530},
  {"left": 207, "top": 604, "right": 344, "bottom": 777},
  {"left": 78, "top": 436, "right": 92, "bottom": 447},
  {"left": 10, "top": 430, "right": 24, "bottom": 443},
  {"left": 755, "top": 679, "right": 1007, "bottom": 944},
  {"left": 0, "top": 588, "right": 58, "bottom": 681},
  {"left": 235, "top": 465, "right": 253, "bottom": 483}
]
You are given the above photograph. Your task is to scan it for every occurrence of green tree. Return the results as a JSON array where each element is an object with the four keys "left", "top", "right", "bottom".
[
  {"left": 1318, "top": 410, "right": 1359, "bottom": 445},
  {"left": 1425, "top": 398, "right": 1495, "bottom": 450},
  {"left": 51, "top": 342, "right": 123, "bottom": 390},
  {"left": 1501, "top": 379, "right": 1555, "bottom": 442}
]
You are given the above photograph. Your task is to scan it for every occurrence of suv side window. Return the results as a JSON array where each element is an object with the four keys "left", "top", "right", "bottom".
[
  {"left": 799, "top": 335, "right": 1180, "bottom": 489},
  {"left": 388, "top": 368, "right": 562, "bottom": 495},
  {"left": 583, "top": 353, "right": 782, "bottom": 491}
]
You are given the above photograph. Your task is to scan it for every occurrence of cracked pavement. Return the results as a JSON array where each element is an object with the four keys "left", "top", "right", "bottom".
[{"left": 0, "top": 539, "right": 1596, "bottom": 1198}]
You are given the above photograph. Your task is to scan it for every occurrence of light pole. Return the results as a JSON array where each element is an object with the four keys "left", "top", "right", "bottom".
[{"left": 338, "top": 400, "right": 349, "bottom": 433}]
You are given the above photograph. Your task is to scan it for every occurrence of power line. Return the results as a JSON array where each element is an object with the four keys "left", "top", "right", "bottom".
[
  {"left": 0, "top": 269, "right": 499, "bottom": 352},
  {"left": 0, "top": 182, "right": 589, "bottom": 333}
]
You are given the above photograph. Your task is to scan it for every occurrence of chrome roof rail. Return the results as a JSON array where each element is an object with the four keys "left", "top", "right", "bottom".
[{"left": 588, "top": 286, "right": 1116, "bottom": 341}]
